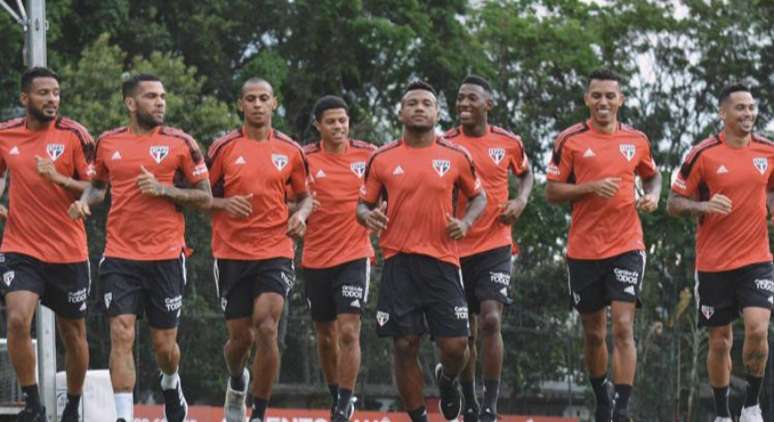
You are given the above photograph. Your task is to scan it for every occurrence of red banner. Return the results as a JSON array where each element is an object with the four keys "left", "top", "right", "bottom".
[{"left": 134, "top": 405, "right": 577, "bottom": 422}]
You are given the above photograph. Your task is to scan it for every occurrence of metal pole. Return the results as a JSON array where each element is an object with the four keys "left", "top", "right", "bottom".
[{"left": 26, "top": 2, "right": 56, "bottom": 420}]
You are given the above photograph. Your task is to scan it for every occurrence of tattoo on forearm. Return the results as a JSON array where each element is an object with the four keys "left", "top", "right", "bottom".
[{"left": 163, "top": 179, "right": 212, "bottom": 206}]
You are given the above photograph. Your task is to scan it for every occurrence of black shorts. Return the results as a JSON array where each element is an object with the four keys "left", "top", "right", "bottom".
[
  {"left": 376, "top": 253, "right": 469, "bottom": 338},
  {"left": 214, "top": 257, "right": 295, "bottom": 320},
  {"left": 0, "top": 253, "right": 90, "bottom": 319},
  {"left": 303, "top": 258, "right": 370, "bottom": 322},
  {"left": 460, "top": 246, "right": 514, "bottom": 314},
  {"left": 99, "top": 256, "right": 187, "bottom": 329},
  {"left": 696, "top": 262, "right": 774, "bottom": 327},
  {"left": 567, "top": 250, "right": 646, "bottom": 314}
]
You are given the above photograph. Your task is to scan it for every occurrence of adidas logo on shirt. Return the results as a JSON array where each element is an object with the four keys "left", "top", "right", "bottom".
[
  {"left": 9, "top": 146, "right": 19, "bottom": 155},
  {"left": 315, "top": 169, "right": 326, "bottom": 178},
  {"left": 716, "top": 165, "right": 728, "bottom": 174},
  {"left": 392, "top": 165, "right": 404, "bottom": 175},
  {"left": 583, "top": 148, "right": 595, "bottom": 158},
  {"left": 235, "top": 156, "right": 246, "bottom": 165},
  {"left": 111, "top": 151, "right": 122, "bottom": 160}
]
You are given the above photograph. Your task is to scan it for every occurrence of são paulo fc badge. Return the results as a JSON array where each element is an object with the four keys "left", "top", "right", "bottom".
[
  {"left": 350, "top": 161, "right": 366, "bottom": 178},
  {"left": 489, "top": 147, "right": 505, "bottom": 164},
  {"left": 432, "top": 159, "right": 451, "bottom": 177},
  {"left": 46, "top": 143, "right": 65, "bottom": 161},
  {"left": 149, "top": 145, "right": 169, "bottom": 163},
  {"left": 753, "top": 157, "right": 768, "bottom": 174},
  {"left": 619, "top": 144, "right": 636, "bottom": 161},
  {"left": 272, "top": 153, "right": 288, "bottom": 171}
]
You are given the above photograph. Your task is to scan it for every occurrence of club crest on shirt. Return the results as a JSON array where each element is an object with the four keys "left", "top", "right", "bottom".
[
  {"left": 489, "top": 147, "right": 505, "bottom": 165},
  {"left": 149, "top": 145, "right": 169, "bottom": 164},
  {"left": 350, "top": 161, "right": 366, "bottom": 178},
  {"left": 272, "top": 154, "right": 288, "bottom": 171},
  {"left": 432, "top": 159, "right": 451, "bottom": 177},
  {"left": 753, "top": 157, "right": 768, "bottom": 175},
  {"left": 46, "top": 143, "right": 65, "bottom": 161},
  {"left": 619, "top": 144, "right": 636, "bottom": 162}
]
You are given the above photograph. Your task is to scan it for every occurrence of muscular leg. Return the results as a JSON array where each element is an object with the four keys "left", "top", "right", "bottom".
[
  {"left": 610, "top": 301, "right": 636, "bottom": 416},
  {"left": 6, "top": 291, "right": 40, "bottom": 387},
  {"left": 109, "top": 314, "right": 137, "bottom": 392},
  {"left": 335, "top": 314, "right": 361, "bottom": 391},
  {"left": 708, "top": 324, "right": 733, "bottom": 417},
  {"left": 56, "top": 316, "right": 88, "bottom": 395},
  {"left": 224, "top": 318, "right": 254, "bottom": 378},
  {"left": 478, "top": 301, "right": 504, "bottom": 415},
  {"left": 742, "top": 307, "right": 770, "bottom": 408},
  {"left": 150, "top": 327, "right": 180, "bottom": 375},
  {"left": 315, "top": 321, "right": 339, "bottom": 386},
  {"left": 250, "top": 293, "right": 285, "bottom": 400},
  {"left": 580, "top": 309, "right": 608, "bottom": 378},
  {"left": 393, "top": 336, "right": 424, "bottom": 411}
]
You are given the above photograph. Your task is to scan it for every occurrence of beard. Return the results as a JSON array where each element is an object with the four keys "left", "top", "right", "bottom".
[
  {"left": 27, "top": 104, "right": 56, "bottom": 122},
  {"left": 136, "top": 109, "right": 163, "bottom": 129},
  {"left": 404, "top": 121, "right": 434, "bottom": 133}
]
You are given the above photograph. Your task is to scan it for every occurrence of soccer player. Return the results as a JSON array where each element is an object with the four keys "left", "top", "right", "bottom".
[
  {"left": 302, "top": 96, "right": 376, "bottom": 422},
  {"left": 444, "top": 75, "right": 533, "bottom": 422},
  {"left": 69, "top": 74, "right": 211, "bottom": 422},
  {"left": 667, "top": 84, "right": 772, "bottom": 422},
  {"left": 206, "top": 78, "right": 312, "bottom": 422},
  {"left": 0, "top": 67, "right": 93, "bottom": 422},
  {"left": 357, "top": 80, "right": 487, "bottom": 422},
  {"left": 545, "top": 68, "right": 661, "bottom": 422}
]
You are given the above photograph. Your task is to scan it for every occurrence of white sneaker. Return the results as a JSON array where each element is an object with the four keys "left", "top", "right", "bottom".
[
  {"left": 713, "top": 418, "right": 733, "bottom": 422},
  {"left": 224, "top": 368, "right": 250, "bottom": 422},
  {"left": 740, "top": 404, "right": 763, "bottom": 422}
]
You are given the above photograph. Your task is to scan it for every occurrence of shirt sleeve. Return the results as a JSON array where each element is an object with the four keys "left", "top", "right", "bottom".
[
  {"left": 207, "top": 144, "right": 225, "bottom": 197},
  {"left": 73, "top": 133, "right": 96, "bottom": 181},
  {"left": 672, "top": 150, "right": 702, "bottom": 197},
  {"left": 456, "top": 153, "right": 483, "bottom": 199},
  {"left": 289, "top": 149, "right": 309, "bottom": 198},
  {"left": 360, "top": 156, "right": 383, "bottom": 205},
  {"left": 636, "top": 141, "right": 658, "bottom": 179},
  {"left": 768, "top": 157, "right": 774, "bottom": 191},
  {"left": 93, "top": 139, "right": 109, "bottom": 182},
  {"left": 508, "top": 141, "right": 529, "bottom": 176},
  {"left": 180, "top": 139, "right": 209, "bottom": 185},
  {"left": 546, "top": 138, "right": 573, "bottom": 182}
]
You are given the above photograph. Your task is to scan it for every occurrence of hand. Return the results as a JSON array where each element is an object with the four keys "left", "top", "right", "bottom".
[
  {"left": 446, "top": 213, "right": 470, "bottom": 240},
  {"left": 0, "top": 204, "right": 7, "bottom": 219},
  {"left": 701, "top": 193, "right": 732, "bottom": 215},
  {"left": 223, "top": 194, "right": 254, "bottom": 218},
  {"left": 35, "top": 155, "right": 62, "bottom": 183},
  {"left": 68, "top": 200, "right": 91, "bottom": 219},
  {"left": 137, "top": 166, "right": 164, "bottom": 197},
  {"left": 287, "top": 212, "right": 307, "bottom": 239},
  {"left": 364, "top": 201, "right": 388, "bottom": 232},
  {"left": 636, "top": 193, "right": 659, "bottom": 213},
  {"left": 498, "top": 198, "right": 527, "bottom": 225},
  {"left": 311, "top": 192, "right": 321, "bottom": 212},
  {"left": 589, "top": 177, "right": 622, "bottom": 198}
]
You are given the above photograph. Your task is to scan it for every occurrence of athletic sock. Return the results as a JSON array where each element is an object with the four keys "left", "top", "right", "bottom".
[
  {"left": 745, "top": 375, "right": 763, "bottom": 407},
  {"left": 21, "top": 384, "right": 41, "bottom": 409},
  {"left": 160, "top": 370, "right": 180, "bottom": 390},
  {"left": 461, "top": 380, "right": 479, "bottom": 409},
  {"left": 114, "top": 392, "right": 134, "bottom": 421},
  {"left": 328, "top": 383, "right": 339, "bottom": 408},
  {"left": 613, "top": 384, "right": 632, "bottom": 413},
  {"left": 336, "top": 388, "right": 353, "bottom": 413},
  {"left": 438, "top": 367, "right": 455, "bottom": 388},
  {"left": 482, "top": 379, "right": 499, "bottom": 413},
  {"left": 712, "top": 385, "right": 730, "bottom": 417},
  {"left": 251, "top": 397, "right": 268, "bottom": 420},
  {"left": 590, "top": 376, "right": 611, "bottom": 406},
  {"left": 230, "top": 371, "right": 246, "bottom": 391},
  {"left": 408, "top": 406, "right": 428, "bottom": 422}
]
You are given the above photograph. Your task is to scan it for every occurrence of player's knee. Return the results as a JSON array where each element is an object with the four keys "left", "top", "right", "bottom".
[
  {"left": 110, "top": 325, "right": 135, "bottom": 350},
  {"left": 394, "top": 337, "right": 420, "bottom": 361},
  {"left": 151, "top": 338, "right": 177, "bottom": 360},
  {"left": 709, "top": 334, "right": 732, "bottom": 355},
  {"left": 440, "top": 338, "right": 468, "bottom": 362},
  {"left": 746, "top": 323, "right": 769, "bottom": 346},
  {"left": 338, "top": 324, "right": 359, "bottom": 348},
  {"left": 256, "top": 318, "right": 279, "bottom": 341},
  {"left": 611, "top": 321, "right": 634, "bottom": 345},
  {"left": 59, "top": 323, "right": 86, "bottom": 348},
  {"left": 6, "top": 311, "right": 31, "bottom": 337},
  {"left": 584, "top": 329, "right": 606, "bottom": 349},
  {"left": 479, "top": 311, "right": 501, "bottom": 336}
]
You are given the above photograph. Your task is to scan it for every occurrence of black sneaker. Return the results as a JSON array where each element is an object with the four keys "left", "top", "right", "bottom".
[
  {"left": 594, "top": 381, "right": 613, "bottom": 422},
  {"left": 612, "top": 410, "right": 633, "bottom": 422},
  {"left": 16, "top": 406, "right": 45, "bottom": 422},
  {"left": 463, "top": 404, "right": 480, "bottom": 422},
  {"left": 332, "top": 396, "right": 356, "bottom": 422},
  {"left": 161, "top": 376, "right": 188, "bottom": 422},
  {"left": 60, "top": 404, "right": 80, "bottom": 422},
  {"left": 116, "top": 419, "right": 127, "bottom": 422},
  {"left": 479, "top": 407, "right": 497, "bottom": 422},
  {"left": 435, "top": 363, "right": 462, "bottom": 420}
]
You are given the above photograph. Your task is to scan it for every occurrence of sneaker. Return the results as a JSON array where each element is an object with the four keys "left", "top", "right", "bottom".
[
  {"left": 116, "top": 419, "right": 127, "bottom": 422},
  {"left": 161, "top": 375, "right": 188, "bottom": 422},
  {"left": 714, "top": 418, "right": 733, "bottom": 422},
  {"left": 479, "top": 407, "right": 497, "bottom": 422},
  {"left": 225, "top": 368, "right": 250, "bottom": 422},
  {"left": 740, "top": 404, "right": 763, "bottom": 422},
  {"left": 612, "top": 410, "right": 633, "bottom": 422},
  {"left": 594, "top": 381, "right": 613, "bottom": 422},
  {"left": 463, "top": 405, "right": 479, "bottom": 422},
  {"left": 332, "top": 395, "right": 357, "bottom": 422},
  {"left": 435, "top": 363, "right": 462, "bottom": 421},
  {"left": 16, "top": 406, "right": 45, "bottom": 422}
]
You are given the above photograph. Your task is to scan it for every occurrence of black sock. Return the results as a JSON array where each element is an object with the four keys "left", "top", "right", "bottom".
[
  {"left": 613, "top": 384, "right": 632, "bottom": 413},
  {"left": 745, "top": 375, "right": 763, "bottom": 407},
  {"left": 251, "top": 397, "right": 268, "bottom": 420},
  {"left": 63, "top": 393, "right": 81, "bottom": 413},
  {"left": 328, "top": 383, "right": 339, "bottom": 408},
  {"left": 438, "top": 367, "right": 455, "bottom": 389},
  {"left": 230, "top": 372, "right": 245, "bottom": 391},
  {"left": 461, "top": 381, "right": 478, "bottom": 409},
  {"left": 713, "top": 386, "right": 730, "bottom": 417},
  {"left": 337, "top": 388, "right": 353, "bottom": 413},
  {"left": 590, "top": 376, "right": 610, "bottom": 406},
  {"left": 21, "top": 385, "right": 40, "bottom": 409},
  {"left": 408, "top": 406, "right": 428, "bottom": 422},
  {"left": 482, "top": 379, "right": 499, "bottom": 413}
]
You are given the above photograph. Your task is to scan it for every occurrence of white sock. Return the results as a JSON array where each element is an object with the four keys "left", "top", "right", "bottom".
[
  {"left": 114, "top": 392, "right": 133, "bottom": 421},
  {"left": 160, "top": 371, "right": 180, "bottom": 390}
]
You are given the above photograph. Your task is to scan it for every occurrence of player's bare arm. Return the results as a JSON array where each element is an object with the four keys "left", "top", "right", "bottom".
[
  {"left": 499, "top": 166, "right": 534, "bottom": 224},
  {"left": 34, "top": 155, "right": 90, "bottom": 193},
  {"left": 636, "top": 171, "right": 662, "bottom": 213},
  {"left": 447, "top": 190, "right": 487, "bottom": 240},
  {"left": 287, "top": 192, "right": 313, "bottom": 238},
  {"left": 68, "top": 179, "right": 107, "bottom": 219},
  {"left": 136, "top": 165, "right": 212, "bottom": 207},
  {"left": 666, "top": 190, "right": 732, "bottom": 217},
  {"left": 356, "top": 200, "right": 388, "bottom": 231},
  {"left": 0, "top": 170, "right": 7, "bottom": 219},
  {"left": 545, "top": 177, "right": 622, "bottom": 203}
]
